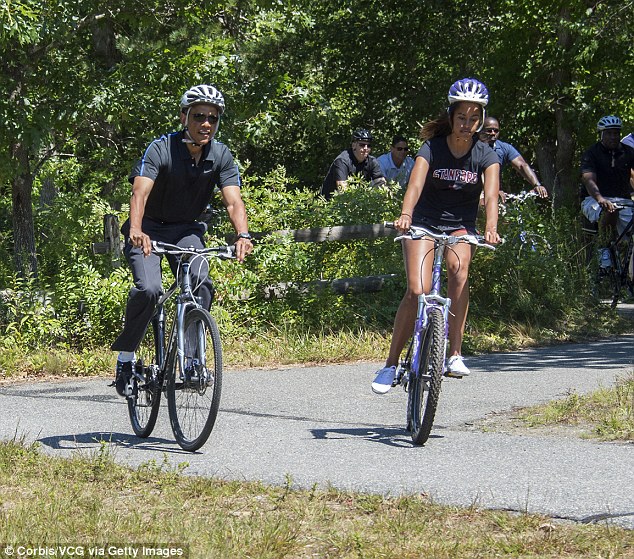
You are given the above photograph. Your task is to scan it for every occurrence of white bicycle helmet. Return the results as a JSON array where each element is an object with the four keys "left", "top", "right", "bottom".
[
  {"left": 180, "top": 85, "right": 225, "bottom": 114},
  {"left": 447, "top": 78, "right": 489, "bottom": 107},
  {"left": 597, "top": 115, "right": 622, "bottom": 131}
]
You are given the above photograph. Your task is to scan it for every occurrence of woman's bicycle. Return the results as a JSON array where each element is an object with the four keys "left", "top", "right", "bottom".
[
  {"left": 593, "top": 199, "right": 634, "bottom": 308},
  {"left": 126, "top": 240, "right": 235, "bottom": 452},
  {"left": 385, "top": 222, "right": 497, "bottom": 446}
]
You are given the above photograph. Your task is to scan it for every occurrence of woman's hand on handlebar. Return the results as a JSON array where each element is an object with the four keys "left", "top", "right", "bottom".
[
  {"left": 485, "top": 228, "right": 501, "bottom": 245},
  {"left": 129, "top": 226, "right": 152, "bottom": 256},
  {"left": 394, "top": 213, "right": 412, "bottom": 233}
]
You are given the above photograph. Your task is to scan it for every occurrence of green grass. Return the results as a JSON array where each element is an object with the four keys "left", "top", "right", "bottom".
[
  {"left": 0, "top": 439, "right": 632, "bottom": 559},
  {"left": 519, "top": 373, "right": 634, "bottom": 441}
]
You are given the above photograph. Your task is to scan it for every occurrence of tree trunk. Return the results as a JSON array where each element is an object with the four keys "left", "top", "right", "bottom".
[
  {"left": 551, "top": 6, "right": 577, "bottom": 210},
  {"left": 534, "top": 138, "right": 557, "bottom": 195},
  {"left": 11, "top": 142, "right": 37, "bottom": 277}
]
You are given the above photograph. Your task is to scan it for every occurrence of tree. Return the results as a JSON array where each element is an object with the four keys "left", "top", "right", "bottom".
[{"left": 0, "top": 0, "right": 239, "bottom": 277}]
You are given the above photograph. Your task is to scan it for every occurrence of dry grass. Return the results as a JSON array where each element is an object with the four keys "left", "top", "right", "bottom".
[{"left": 0, "top": 440, "right": 632, "bottom": 559}]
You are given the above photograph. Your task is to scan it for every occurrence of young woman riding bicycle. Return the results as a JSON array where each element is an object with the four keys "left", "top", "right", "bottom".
[{"left": 372, "top": 77, "right": 501, "bottom": 394}]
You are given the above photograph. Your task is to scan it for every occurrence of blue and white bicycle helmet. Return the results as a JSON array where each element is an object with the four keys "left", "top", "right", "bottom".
[
  {"left": 447, "top": 78, "right": 489, "bottom": 107},
  {"left": 597, "top": 115, "right": 622, "bottom": 131},
  {"left": 180, "top": 84, "right": 225, "bottom": 115}
]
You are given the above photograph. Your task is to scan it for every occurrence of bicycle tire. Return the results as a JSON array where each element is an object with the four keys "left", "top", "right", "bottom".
[
  {"left": 127, "top": 318, "right": 163, "bottom": 438},
  {"left": 167, "top": 308, "right": 222, "bottom": 452},
  {"left": 407, "top": 307, "right": 445, "bottom": 446}
]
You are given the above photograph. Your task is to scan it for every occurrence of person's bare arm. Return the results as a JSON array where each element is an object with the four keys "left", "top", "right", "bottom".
[
  {"left": 582, "top": 171, "right": 616, "bottom": 212},
  {"left": 510, "top": 155, "right": 547, "bottom": 197},
  {"left": 483, "top": 163, "right": 501, "bottom": 244},
  {"left": 220, "top": 185, "right": 253, "bottom": 262},
  {"left": 129, "top": 176, "right": 155, "bottom": 256}
]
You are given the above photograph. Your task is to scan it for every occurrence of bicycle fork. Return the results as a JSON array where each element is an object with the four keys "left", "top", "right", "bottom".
[{"left": 408, "top": 244, "right": 452, "bottom": 382}]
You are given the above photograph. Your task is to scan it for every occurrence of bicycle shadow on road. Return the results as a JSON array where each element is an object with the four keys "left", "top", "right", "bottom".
[
  {"left": 38, "top": 431, "right": 193, "bottom": 455},
  {"left": 310, "top": 426, "right": 443, "bottom": 448},
  {"left": 473, "top": 334, "right": 634, "bottom": 373}
]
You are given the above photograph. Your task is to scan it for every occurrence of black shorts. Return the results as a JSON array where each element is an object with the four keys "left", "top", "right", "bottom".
[{"left": 412, "top": 216, "right": 477, "bottom": 236}]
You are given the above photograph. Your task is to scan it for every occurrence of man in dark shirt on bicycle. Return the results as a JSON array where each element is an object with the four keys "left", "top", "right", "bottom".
[
  {"left": 320, "top": 129, "right": 385, "bottom": 199},
  {"left": 580, "top": 115, "right": 634, "bottom": 237},
  {"left": 110, "top": 84, "right": 253, "bottom": 397}
]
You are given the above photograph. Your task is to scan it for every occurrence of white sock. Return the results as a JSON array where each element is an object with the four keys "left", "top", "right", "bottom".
[{"left": 117, "top": 351, "right": 135, "bottom": 363}]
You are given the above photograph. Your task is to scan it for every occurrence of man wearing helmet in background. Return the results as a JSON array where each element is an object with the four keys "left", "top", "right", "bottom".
[
  {"left": 580, "top": 115, "right": 634, "bottom": 237},
  {"left": 320, "top": 129, "right": 385, "bottom": 200},
  {"left": 372, "top": 77, "right": 500, "bottom": 393},
  {"left": 110, "top": 84, "right": 253, "bottom": 397}
]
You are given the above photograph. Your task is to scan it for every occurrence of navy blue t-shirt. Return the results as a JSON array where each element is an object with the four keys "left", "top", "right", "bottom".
[
  {"left": 414, "top": 136, "right": 499, "bottom": 228},
  {"left": 129, "top": 131, "right": 240, "bottom": 223}
]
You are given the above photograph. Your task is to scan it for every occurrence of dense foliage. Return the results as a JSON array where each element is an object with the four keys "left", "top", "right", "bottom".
[{"left": 0, "top": 0, "right": 632, "bottom": 361}]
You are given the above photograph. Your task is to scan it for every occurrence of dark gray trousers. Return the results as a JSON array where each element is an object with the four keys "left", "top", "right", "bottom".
[{"left": 111, "top": 219, "right": 214, "bottom": 352}]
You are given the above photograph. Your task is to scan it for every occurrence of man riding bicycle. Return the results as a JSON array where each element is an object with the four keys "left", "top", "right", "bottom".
[
  {"left": 110, "top": 84, "right": 253, "bottom": 397},
  {"left": 580, "top": 115, "right": 634, "bottom": 237}
]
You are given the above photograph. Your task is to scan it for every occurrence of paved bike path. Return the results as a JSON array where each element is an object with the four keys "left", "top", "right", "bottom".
[{"left": 0, "top": 335, "right": 633, "bottom": 528}]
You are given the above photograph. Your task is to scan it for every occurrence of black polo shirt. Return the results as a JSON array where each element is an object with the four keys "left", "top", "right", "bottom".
[
  {"left": 580, "top": 141, "right": 634, "bottom": 198},
  {"left": 129, "top": 131, "right": 240, "bottom": 223},
  {"left": 320, "top": 148, "right": 384, "bottom": 199}
]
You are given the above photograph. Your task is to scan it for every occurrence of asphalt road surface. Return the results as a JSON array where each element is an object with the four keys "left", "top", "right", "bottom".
[{"left": 1, "top": 335, "right": 633, "bottom": 528}]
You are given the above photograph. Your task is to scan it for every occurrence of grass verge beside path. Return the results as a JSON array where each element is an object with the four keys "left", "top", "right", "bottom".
[
  {"left": 0, "top": 440, "right": 632, "bottom": 559},
  {"left": 517, "top": 372, "right": 634, "bottom": 441}
]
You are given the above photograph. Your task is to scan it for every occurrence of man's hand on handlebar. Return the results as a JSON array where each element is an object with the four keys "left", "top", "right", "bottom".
[
  {"left": 129, "top": 226, "right": 152, "bottom": 257},
  {"left": 597, "top": 196, "right": 618, "bottom": 213},
  {"left": 234, "top": 237, "right": 253, "bottom": 263},
  {"left": 531, "top": 185, "right": 549, "bottom": 198}
]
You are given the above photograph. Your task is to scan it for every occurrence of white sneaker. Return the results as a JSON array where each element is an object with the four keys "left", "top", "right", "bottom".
[
  {"left": 371, "top": 366, "right": 397, "bottom": 394},
  {"left": 445, "top": 355, "right": 470, "bottom": 378}
]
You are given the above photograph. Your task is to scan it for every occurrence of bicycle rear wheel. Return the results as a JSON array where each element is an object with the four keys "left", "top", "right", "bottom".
[
  {"left": 127, "top": 318, "right": 163, "bottom": 438},
  {"left": 407, "top": 307, "right": 445, "bottom": 446},
  {"left": 167, "top": 308, "right": 222, "bottom": 452}
]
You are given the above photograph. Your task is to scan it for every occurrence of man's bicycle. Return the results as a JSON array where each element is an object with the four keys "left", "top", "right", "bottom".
[
  {"left": 125, "top": 240, "right": 235, "bottom": 452},
  {"left": 500, "top": 191, "right": 551, "bottom": 256},
  {"left": 593, "top": 200, "right": 634, "bottom": 308},
  {"left": 385, "top": 223, "right": 497, "bottom": 445}
]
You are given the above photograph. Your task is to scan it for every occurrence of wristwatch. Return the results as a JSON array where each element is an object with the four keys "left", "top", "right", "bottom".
[{"left": 237, "top": 232, "right": 252, "bottom": 240}]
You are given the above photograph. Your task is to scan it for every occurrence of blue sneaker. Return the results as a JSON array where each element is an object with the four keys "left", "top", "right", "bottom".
[{"left": 371, "top": 366, "right": 397, "bottom": 394}]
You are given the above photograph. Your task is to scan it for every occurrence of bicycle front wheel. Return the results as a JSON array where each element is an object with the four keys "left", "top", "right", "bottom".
[
  {"left": 167, "top": 308, "right": 223, "bottom": 452},
  {"left": 127, "top": 318, "right": 163, "bottom": 438},
  {"left": 408, "top": 307, "right": 445, "bottom": 446}
]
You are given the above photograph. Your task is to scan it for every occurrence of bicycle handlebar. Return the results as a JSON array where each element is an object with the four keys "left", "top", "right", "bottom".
[
  {"left": 151, "top": 241, "right": 236, "bottom": 260},
  {"left": 612, "top": 199, "right": 634, "bottom": 210},
  {"left": 502, "top": 190, "right": 539, "bottom": 203},
  {"left": 383, "top": 222, "right": 499, "bottom": 249}
]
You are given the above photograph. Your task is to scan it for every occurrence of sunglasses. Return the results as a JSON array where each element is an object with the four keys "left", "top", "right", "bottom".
[
  {"left": 394, "top": 146, "right": 409, "bottom": 152},
  {"left": 191, "top": 113, "right": 220, "bottom": 124},
  {"left": 357, "top": 142, "right": 371, "bottom": 148},
  {"left": 484, "top": 127, "right": 499, "bottom": 133}
]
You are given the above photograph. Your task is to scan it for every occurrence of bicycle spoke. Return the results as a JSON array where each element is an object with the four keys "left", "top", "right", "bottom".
[
  {"left": 167, "top": 308, "right": 222, "bottom": 452},
  {"left": 127, "top": 318, "right": 163, "bottom": 438},
  {"left": 407, "top": 308, "right": 445, "bottom": 445}
]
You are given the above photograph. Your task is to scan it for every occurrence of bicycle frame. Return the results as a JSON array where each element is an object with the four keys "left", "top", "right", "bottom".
[
  {"left": 138, "top": 244, "right": 234, "bottom": 387},
  {"left": 395, "top": 225, "right": 495, "bottom": 379},
  {"left": 410, "top": 240, "right": 451, "bottom": 377}
]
